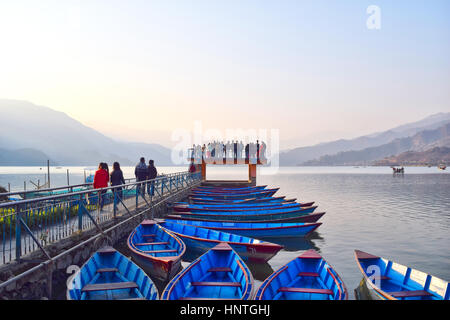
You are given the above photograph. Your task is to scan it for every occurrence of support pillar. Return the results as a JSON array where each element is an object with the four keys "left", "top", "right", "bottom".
[
  {"left": 201, "top": 161, "right": 206, "bottom": 181},
  {"left": 248, "top": 164, "right": 257, "bottom": 186}
]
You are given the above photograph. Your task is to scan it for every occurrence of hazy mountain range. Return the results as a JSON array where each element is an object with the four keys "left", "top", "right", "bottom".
[
  {"left": 374, "top": 147, "right": 450, "bottom": 166},
  {"left": 0, "top": 99, "right": 173, "bottom": 166},
  {"left": 1, "top": 99, "right": 449, "bottom": 167},
  {"left": 302, "top": 123, "right": 450, "bottom": 166},
  {"left": 280, "top": 113, "right": 450, "bottom": 166}
]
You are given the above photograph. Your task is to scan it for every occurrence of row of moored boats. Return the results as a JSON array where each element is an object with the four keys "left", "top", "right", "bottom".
[{"left": 67, "top": 184, "right": 449, "bottom": 300}]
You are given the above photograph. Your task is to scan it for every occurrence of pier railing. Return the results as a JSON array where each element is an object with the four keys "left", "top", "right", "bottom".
[
  {"left": 0, "top": 178, "right": 137, "bottom": 200},
  {"left": 0, "top": 171, "right": 202, "bottom": 265}
]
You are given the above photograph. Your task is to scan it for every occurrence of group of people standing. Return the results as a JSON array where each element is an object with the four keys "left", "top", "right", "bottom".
[
  {"left": 392, "top": 167, "right": 405, "bottom": 174},
  {"left": 92, "top": 158, "right": 158, "bottom": 210},
  {"left": 190, "top": 140, "right": 267, "bottom": 162},
  {"left": 134, "top": 157, "right": 158, "bottom": 196}
]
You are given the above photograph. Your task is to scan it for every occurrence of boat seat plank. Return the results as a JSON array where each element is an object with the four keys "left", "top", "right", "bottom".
[
  {"left": 96, "top": 268, "right": 119, "bottom": 273},
  {"left": 82, "top": 282, "right": 138, "bottom": 292},
  {"left": 208, "top": 267, "right": 233, "bottom": 272},
  {"left": 191, "top": 281, "right": 241, "bottom": 287},
  {"left": 388, "top": 290, "right": 432, "bottom": 298},
  {"left": 298, "top": 272, "right": 319, "bottom": 277},
  {"left": 135, "top": 242, "right": 169, "bottom": 246},
  {"left": 141, "top": 249, "right": 178, "bottom": 253},
  {"left": 142, "top": 234, "right": 157, "bottom": 237},
  {"left": 278, "top": 287, "right": 333, "bottom": 295}
]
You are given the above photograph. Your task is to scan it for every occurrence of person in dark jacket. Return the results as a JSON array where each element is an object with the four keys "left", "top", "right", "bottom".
[
  {"left": 110, "top": 162, "right": 125, "bottom": 203},
  {"left": 147, "top": 160, "right": 157, "bottom": 196},
  {"left": 135, "top": 157, "right": 147, "bottom": 196}
]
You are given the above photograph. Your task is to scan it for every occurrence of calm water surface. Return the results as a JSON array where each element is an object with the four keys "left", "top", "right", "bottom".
[
  {"left": 207, "top": 166, "right": 450, "bottom": 299},
  {"left": 1, "top": 166, "right": 449, "bottom": 299}
]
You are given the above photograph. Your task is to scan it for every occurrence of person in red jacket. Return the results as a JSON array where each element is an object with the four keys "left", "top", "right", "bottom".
[{"left": 93, "top": 162, "right": 109, "bottom": 210}]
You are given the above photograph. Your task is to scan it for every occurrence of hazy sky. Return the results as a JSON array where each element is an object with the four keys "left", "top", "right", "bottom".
[{"left": 1, "top": 0, "right": 449, "bottom": 149}]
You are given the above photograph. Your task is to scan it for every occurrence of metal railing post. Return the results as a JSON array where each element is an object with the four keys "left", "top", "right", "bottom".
[
  {"left": 15, "top": 204, "right": 22, "bottom": 261},
  {"left": 113, "top": 190, "right": 117, "bottom": 218},
  {"left": 78, "top": 195, "right": 83, "bottom": 231},
  {"left": 135, "top": 184, "right": 139, "bottom": 209}
]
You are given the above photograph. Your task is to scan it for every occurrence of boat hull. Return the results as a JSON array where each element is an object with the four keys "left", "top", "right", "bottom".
[
  {"left": 190, "top": 196, "right": 287, "bottom": 204},
  {"left": 174, "top": 206, "right": 317, "bottom": 222},
  {"left": 161, "top": 243, "right": 254, "bottom": 300},
  {"left": 159, "top": 221, "right": 283, "bottom": 263},
  {"left": 129, "top": 251, "right": 182, "bottom": 282},
  {"left": 67, "top": 247, "right": 159, "bottom": 300},
  {"left": 173, "top": 202, "right": 314, "bottom": 213},
  {"left": 190, "top": 189, "right": 278, "bottom": 200},
  {"left": 254, "top": 249, "right": 348, "bottom": 300},
  {"left": 127, "top": 220, "right": 186, "bottom": 281},
  {"left": 354, "top": 250, "right": 449, "bottom": 300},
  {"left": 165, "top": 219, "right": 321, "bottom": 239},
  {"left": 166, "top": 211, "right": 326, "bottom": 224}
]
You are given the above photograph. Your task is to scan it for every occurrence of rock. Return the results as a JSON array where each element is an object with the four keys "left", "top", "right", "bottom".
[
  {"left": 73, "top": 251, "right": 81, "bottom": 264},
  {"left": 5, "top": 281, "right": 16, "bottom": 292},
  {"left": 0, "top": 270, "right": 14, "bottom": 282},
  {"left": 81, "top": 248, "right": 89, "bottom": 259}
]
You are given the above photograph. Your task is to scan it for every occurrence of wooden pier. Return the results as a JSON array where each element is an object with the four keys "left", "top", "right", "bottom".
[{"left": 192, "top": 157, "right": 267, "bottom": 186}]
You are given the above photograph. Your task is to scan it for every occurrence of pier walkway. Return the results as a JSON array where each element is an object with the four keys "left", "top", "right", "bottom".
[{"left": 0, "top": 171, "right": 201, "bottom": 265}]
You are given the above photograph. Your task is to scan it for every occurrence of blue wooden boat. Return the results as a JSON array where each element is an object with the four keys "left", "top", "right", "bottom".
[
  {"left": 174, "top": 205, "right": 318, "bottom": 222},
  {"left": 167, "top": 211, "right": 326, "bottom": 224},
  {"left": 165, "top": 219, "right": 321, "bottom": 239},
  {"left": 173, "top": 201, "right": 314, "bottom": 213},
  {"left": 355, "top": 250, "right": 449, "bottom": 300},
  {"left": 161, "top": 242, "right": 254, "bottom": 300},
  {"left": 194, "top": 185, "right": 267, "bottom": 192},
  {"left": 158, "top": 220, "right": 283, "bottom": 262},
  {"left": 190, "top": 189, "right": 279, "bottom": 200},
  {"left": 190, "top": 196, "right": 291, "bottom": 205},
  {"left": 254, "top": 249, "right": 348, "bottom": 300},
  {"left": 176, "top": 203, "right": 303, "bottom": 213},
  {"left": 67, "top": 246, "right": 159, "bottom": 300},
  {"left": 191, "top": 187, "right": 271, "bottom": 195},
  {"left": 192, "top": 187, "right": 278, "bottom": 195},
  {"left": 127, "top": 220, "right": 186, "bottom": 281}
]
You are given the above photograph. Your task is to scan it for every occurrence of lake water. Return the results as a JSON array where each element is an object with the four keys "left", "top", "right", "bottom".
[{"left": 1, "top": 166, "right": 449, "bottom": 299}]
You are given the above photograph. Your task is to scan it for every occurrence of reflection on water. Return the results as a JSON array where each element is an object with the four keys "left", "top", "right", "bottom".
[
  {"left": 262, "top": 236, "right": 320, "bottom": 252},
  {"left": 246, "top": 261, "right": 274, "bottom": 282},
  {"left": 354, "top": 278, "right": 373, "bottom": 300}
]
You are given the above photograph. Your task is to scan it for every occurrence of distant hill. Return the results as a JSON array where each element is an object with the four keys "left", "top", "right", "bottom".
[
  {"left": 374, "top": 147, "right": 450, "bottom": 166},
  {"left": 0, "top": 99, "right": 173, "bottom": 166},
  {"left": 303, "top": 123, "right": 450, "bottom": 166},
  {"left": 0, "top": 148, "right": 57, "bottom": 166},
  {"left": 280, "top": 113, "right": 450, "bottom": 166}
]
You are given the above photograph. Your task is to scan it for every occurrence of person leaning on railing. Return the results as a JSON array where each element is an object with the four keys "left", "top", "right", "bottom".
[{"left": 93, "top": 162, "right": 109, "bottom": 211}]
